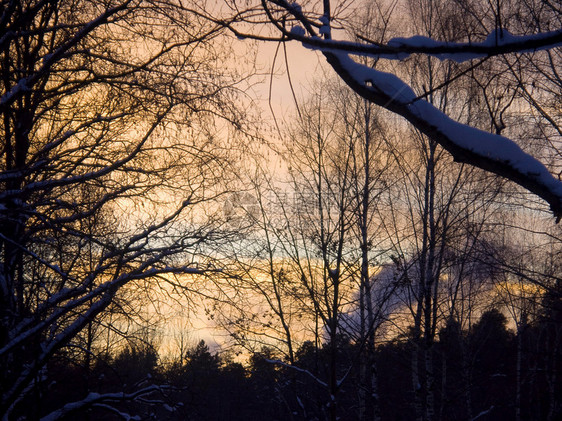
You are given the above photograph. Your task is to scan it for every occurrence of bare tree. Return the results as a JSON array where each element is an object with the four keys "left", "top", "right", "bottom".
[
  {"left": 208, "top": 76, "right": 396, "bottom": 421},
  {"left": 0, "top": 0, "right": 247, "bottom": 418}
]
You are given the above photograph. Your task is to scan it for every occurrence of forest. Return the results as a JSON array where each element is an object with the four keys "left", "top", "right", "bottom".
[
  {"left": 1, "top": 0, "right": 561, "bottom": 420},
  {"left": 40, "top": 303, "right": 562, "bottom": 420}
]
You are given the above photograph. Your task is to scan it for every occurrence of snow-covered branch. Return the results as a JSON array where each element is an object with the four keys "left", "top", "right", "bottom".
[
  {"left": 289, "top": 28, "right": 562, "bottom": 63},
  {"left": 266, "top": 359, "right": 329, "bottom": 388},
  {"left": 322, "top": 52, "right": 562, "bottom": 219},
  {"left": 40, "top": 385, "right": 174, "bottom": 421},
  {"left": 234, "top": 0, "right": 562, "bottom": 219}
]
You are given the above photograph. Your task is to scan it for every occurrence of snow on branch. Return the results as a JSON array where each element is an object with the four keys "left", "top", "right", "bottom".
[
  {"left": 266, "top": 359, "right": 329, "bottom": 388},
  {"left": 470, "top": 405, "right": 495, "bottom": 421},
  {"left": 290, "top": 28, "right": 562, "bottom": 63},
  {"left": 39, "top": 385, "right": 174, "bottom": 421},
  {"left": 0, "top": 263, "right": 202, "bottom": 361},
  {"left": 322, "top": 52, "right": 562, "bottom": 220},
  {"left": 257, "top": 0, "right": 562, "bottom": 62}
]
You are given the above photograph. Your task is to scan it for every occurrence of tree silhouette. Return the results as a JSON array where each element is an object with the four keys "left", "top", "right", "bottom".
[{"left": 0, "top": 0, "right": 244, "bottom": 418}]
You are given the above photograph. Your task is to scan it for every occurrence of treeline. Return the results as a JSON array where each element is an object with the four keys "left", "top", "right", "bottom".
[{"left": 34, "top": 288, "right": 561, "bottom": 421}]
